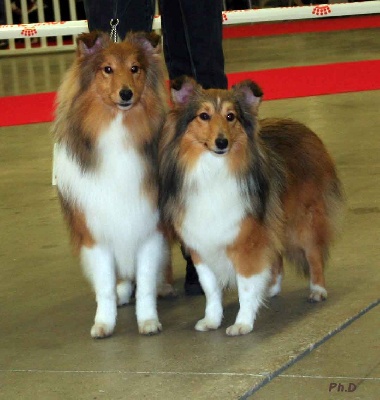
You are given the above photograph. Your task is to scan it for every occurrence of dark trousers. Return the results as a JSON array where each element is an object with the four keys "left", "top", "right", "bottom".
[
  {"left": 83, "top": 0, "right": 154, "bottom": 38},
  {"left": 82, "top": 0, "right": 227, "bottom": 90}
]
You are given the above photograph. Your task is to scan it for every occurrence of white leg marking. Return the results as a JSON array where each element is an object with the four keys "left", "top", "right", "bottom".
[
  {"left": 194, "top": 263, "right": 223, "bottom": 331},
  {"left": 309, "top": 283, "right": 328, "bottom": 302},
  {"left": 226, "top": 268, "right": 271, "bottom": 336},
  {"left": 268, "top": 273, "right": 283, "bottom": 298},
  {"left": 116, "top": 280, "right": 134, "bottom": 306},
  {"left": 81, "top": 246, "right": 117, "bottom": 339},
  {"left": 135, "top": 231, "right": 167, "bottom": 335}
]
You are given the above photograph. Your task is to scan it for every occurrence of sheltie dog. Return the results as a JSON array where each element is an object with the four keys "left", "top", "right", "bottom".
[
  {"left": 159, "top": 77, "right": 344, "bottom": 336},
  {"left": 53, "top": 31, "right": 172, "bottom": 338}
]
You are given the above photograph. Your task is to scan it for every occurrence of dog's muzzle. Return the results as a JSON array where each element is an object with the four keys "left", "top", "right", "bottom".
[
  {"left": 213, "top": 137, "right": 229, "bottom": 155},
  {"left": 118, "top": 88, "right": 133, "bottom": 110}
]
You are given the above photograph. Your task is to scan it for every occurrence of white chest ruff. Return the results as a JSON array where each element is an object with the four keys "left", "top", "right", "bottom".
[
  {"left": 181, "top": 153, "right": 247, "bottom": 287},
  {"left": 55, "top": 115, "right": 158, "bottom": 268}
]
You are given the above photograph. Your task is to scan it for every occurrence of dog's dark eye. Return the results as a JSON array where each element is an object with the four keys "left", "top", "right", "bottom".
[
  {"left": 131, "top": 65, "right": 140, "bottom": 74},
  {"left": 104, "top": 66, "right": 113, "bottom": 74},
  {"left": 199, "top": 112, "right": 210, "bottom": 121},
  {"left": 226, "top": 113, "right": 235, "bottom": 122}
]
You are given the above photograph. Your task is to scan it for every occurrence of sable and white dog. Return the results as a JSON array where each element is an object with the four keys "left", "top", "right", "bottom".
[
  {"left": 53, "top": 31, "right": 172, "bottom": 338},
  {"left": 159, "top": 77, "right": 344, "bottom": 336}
]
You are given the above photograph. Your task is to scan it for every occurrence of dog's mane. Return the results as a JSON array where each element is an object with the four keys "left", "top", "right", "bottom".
[
  {"left": 53, "top": 32, "right": 167, "bottom": 172},
  {"left": 159, "top": 93, "right": 285, "bottom": 228}
]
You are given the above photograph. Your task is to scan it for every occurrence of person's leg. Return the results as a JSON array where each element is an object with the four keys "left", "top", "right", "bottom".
[
  {"left": 160, "top": 0, "right": 227, "bottom": 294},
  {"left": 83, "top": 0, "right": 154, "bottom": 39},
  {"left": 160, "top": 0, "right": 227, "bottom": 89},
  {"left": 181, "top": 245, "right": 204, "bottom": 296}
]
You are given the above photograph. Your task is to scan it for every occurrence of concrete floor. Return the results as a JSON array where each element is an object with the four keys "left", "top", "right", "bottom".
[{"left": 0, "top": 27, "right": 379, "bottom": 399}]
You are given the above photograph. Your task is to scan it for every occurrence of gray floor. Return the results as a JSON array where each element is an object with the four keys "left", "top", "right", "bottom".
[{"left": 0, "top": 28, "right": 379, "bottom": 399}]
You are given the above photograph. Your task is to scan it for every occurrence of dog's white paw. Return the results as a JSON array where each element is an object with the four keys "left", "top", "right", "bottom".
[
  {"left": 91, "top": 323, "right": 114, "bottom": 339},
  {"left": 308, "top": 284, "right": 327, "bottom": 303},
  {"left": 138, "top": 319, "right": 162, "bottom": 335},
  {"left": 226, "top": 323, "right": 253, "bottom": 336},
  {"left": 195, "top": 318, "right": 221, "bottom": 332}
]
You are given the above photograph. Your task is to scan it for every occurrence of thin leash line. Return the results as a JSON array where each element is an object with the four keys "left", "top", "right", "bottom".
[
  {"left": 112, "top": 0, "right": 131, "bottom": 23},
  {"left": 240, "top": 298, "right": 380, "bottom": 399}
]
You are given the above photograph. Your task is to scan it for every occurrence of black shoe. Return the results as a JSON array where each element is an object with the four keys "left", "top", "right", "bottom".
[{"left": 184, "top": 258, "right": 204, "bottom": 296}]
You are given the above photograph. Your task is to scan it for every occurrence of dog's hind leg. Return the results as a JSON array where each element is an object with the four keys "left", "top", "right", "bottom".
[
  {"left": 116, "top": 279, "right": 134, "bottom": 306},
  {"left": 268, "top": 253, "right": 284, "bottom": 298},
  {"left": 114, "top": 255, "right": 135, "bottom": 306},
  {"left": 305, "top": 246, "right": 328, "bottom": 302},
  {"left": 81, "top": 245, "right": 117, "bottom": 338},
  {"left": 157, "top": 254, "right": 177, "bottom": 298}
]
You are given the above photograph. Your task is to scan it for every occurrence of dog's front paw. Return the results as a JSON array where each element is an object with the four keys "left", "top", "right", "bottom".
[
  {"left": 226, "top": 323, "right": 253, "bottom": 336},
  {"left": 138, "top": 319, "right": 162, "bottom": 335},
  {"left": 308, "top": 284, "right": 327, "bottom": 303},
  {"left": 195, "top": 317, "right": 221, "bottom": 332},
  {"left": 91, "top": 323, "right": 114, "bottom": 339}
]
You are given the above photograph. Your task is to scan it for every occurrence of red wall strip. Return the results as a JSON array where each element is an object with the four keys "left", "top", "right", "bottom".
[{"left": 223, "top": 15, "right": 380, "bottom": 39}]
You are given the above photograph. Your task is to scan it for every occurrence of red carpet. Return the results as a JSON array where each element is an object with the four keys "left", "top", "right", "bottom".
[
  {"left": 1, "top": 92, "right": 56, "bottom": 127},
  {"left": 1, "top": 60, "right": 380, "bottom": 127},
  {"left": 223, "top": 15, "right": 380, "bottom": 39},
  {"left": 228, "top": 60, "right": 380, "bottom": 100}
]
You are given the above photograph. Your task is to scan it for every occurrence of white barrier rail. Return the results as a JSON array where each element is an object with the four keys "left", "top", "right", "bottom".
[
  {"left": 0, "top": 0, "right": 80, "bottom": 55},
  {"left": 1, "top": 2, "right": 379, "bottom": 41}
]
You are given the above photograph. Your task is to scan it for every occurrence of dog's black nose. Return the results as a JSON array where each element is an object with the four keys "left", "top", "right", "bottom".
[
  {"left": 215, "top": 137, "right": 228, "bottom": 150},
  {"left": 119, "top": 88, "right": 133, "bottom": 102}
]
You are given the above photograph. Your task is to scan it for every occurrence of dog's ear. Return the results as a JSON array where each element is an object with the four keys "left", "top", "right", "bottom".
[
  {"left": 142, "top": 31, "right": 161, "bottom": 48},
  {"left": 76, "top": 31, "right": 109, "bottom": 57},
  {"left": 127, "top": 31, "right": 162, "bottom": 54},
  {"left": 233, "top": 80, "right": 263, "bottom": 113},
  {"left": 170, "top": 76, "right": 200, "bottom": 106}
]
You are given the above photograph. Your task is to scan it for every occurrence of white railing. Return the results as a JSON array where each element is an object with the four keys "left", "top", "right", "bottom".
[
  {"left": 1, "top": 1, "right": 379, "bottom": 56},
  {"left": 0, "top": 0, "right": 80, "bottom": 55}
]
